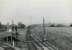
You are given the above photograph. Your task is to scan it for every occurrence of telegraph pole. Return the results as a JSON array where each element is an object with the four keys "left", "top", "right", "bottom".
[
  {"left": 11, "top": 20, "right": 15, "bottom": 47},
  {"left": 42, "top": 16, "right": 46, "bottom": 42}
]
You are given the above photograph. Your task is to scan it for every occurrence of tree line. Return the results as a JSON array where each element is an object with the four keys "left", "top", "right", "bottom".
[
  {"left": 49, "top": 24, "right": 72, "bottom": 27},
  {"left": 0, "top": 22, "right": 26, "bottom": 30}
]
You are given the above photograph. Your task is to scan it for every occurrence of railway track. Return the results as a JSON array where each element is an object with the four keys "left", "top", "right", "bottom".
[
  {"left": 25, "top": 26, "right": 59, "bottom": 50},
  {"left": 30, "top": 33, "right": 59, "bottom": 50},
  {"left": 0, "top": 42, "right": 16, "bottom": 50}
]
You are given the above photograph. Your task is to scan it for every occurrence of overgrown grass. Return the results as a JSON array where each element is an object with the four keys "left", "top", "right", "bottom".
[{"left": 30, "top": 26, "right": 72, "bottom": 50}]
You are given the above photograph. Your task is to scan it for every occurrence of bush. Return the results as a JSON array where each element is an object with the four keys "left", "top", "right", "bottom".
[
  {"left": 56, "top": 24, "right": 65, "bottom": 27},
  {"left": 18, "top": 22, "right": 26, "bottom": 29},
  {"left": 49, "top": 24, "right": 55, "bottom": 27},
  {"left": 70, "top": 24, "right": 72, "bottom": 27}
]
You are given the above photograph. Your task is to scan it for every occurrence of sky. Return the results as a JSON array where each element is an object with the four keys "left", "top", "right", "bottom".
[{"left": 0, "top": 0, "right": 72, "bottom": 25}]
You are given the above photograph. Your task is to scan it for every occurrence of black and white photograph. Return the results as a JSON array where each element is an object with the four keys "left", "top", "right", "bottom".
[{"left": 0, "top": 0, "right": 72, "bottom": 50}]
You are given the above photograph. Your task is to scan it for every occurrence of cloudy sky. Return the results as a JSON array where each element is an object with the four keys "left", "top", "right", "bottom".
[{"left": 0, "top": 0, "right": 72, "bottom": 25}]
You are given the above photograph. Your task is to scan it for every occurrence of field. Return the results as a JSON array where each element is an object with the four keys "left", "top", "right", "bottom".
[
  {"left": 0, "top": 26, "right": 72, "bottom": 50},
  {"left": 0, "top": 29, "right": 28, "bottom": 50},
  {"left": 30, "top": 26, "right": 72, "bottom": 50}
]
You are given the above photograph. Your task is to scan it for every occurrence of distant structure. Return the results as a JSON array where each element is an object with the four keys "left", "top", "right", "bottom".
[
  {"left": 11, "top": 20, "right": 18, "bottom": 47},
  {"left": 4, "top": 20, "right": 19, "bottom": 47}
]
